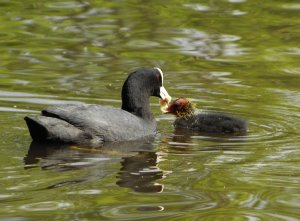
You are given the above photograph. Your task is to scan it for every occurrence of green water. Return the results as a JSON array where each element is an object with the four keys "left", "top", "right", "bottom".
[{"left": 1, "top": 0, "right": 299, "bottom": 220}]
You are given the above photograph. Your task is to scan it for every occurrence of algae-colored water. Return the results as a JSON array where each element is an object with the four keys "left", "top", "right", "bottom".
[{"left": 0, "top": 1, "right": 299, "bottom": 220}]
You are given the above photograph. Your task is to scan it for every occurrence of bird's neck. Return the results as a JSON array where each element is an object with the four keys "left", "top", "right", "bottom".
[{"left": 121, "top": 89, "right": 154, "bottom": 121}]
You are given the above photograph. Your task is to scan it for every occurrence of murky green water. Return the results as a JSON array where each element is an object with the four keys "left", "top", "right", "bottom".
[{"left": 1, "top": 0, "right": 299, "bottom": 220}]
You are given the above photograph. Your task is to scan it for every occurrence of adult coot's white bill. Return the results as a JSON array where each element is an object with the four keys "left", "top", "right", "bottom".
[
  {"left": 25, "top": 68, "right": 171, "bottom": 146},
  {"left": 166, "top": 98, "right": 247, "bottom": 134}
]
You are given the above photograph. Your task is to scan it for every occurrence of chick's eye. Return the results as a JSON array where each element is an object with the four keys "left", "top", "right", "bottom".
[{"left": 174, "top": 101, "right": 180, "bottom": 106}]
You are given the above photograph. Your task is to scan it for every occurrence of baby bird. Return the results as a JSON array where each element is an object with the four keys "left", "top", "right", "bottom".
[{"left": 166, "top": 98, "right": 247, "bottom": 134}]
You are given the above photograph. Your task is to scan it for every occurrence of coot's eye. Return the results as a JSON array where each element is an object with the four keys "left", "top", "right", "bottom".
[
  {"left": 155, "top": 73, "right": 162, "bottom": 86},
  {"left": 154, "top": 67, "right": 164, "bottom": 87}
]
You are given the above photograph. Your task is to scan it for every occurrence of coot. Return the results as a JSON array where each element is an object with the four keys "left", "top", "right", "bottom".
[
  {"left": 166, "top": 98, "right": 247, "bottom": 134},
  {"left": 25, "top": 68, "right": 171, "bottom": 145}
]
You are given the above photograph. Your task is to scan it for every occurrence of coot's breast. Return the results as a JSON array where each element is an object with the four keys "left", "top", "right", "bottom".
[
  {"left": 43, "top": 104, "right": 157, "bottom": 142},
  {"left": 173, "top": 111, "right": 247, "bottom": 134}
]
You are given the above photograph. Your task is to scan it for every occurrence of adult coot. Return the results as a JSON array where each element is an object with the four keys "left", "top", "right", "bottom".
[
  {"left": 25, "top": 68, "right": 171, "bottom": 146},
  {"left": 165, "top": 98, "right": 247, "bottom": 134}
]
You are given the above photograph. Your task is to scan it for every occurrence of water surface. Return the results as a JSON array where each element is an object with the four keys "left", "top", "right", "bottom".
[{"left": 0, "top": 0, "right": 299, "bottom": 220}]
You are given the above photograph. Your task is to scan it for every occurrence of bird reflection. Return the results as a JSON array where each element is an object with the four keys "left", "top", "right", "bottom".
[
  {"left": 117, "top": 151, "right": 164, "bottom": 193},
  {"left": 24, "top": 140, "right": 165, "bottom": 193},
  {"left": 168, "top": 127, "right": 249, "bottom": 153},
  {"left": 172, "top": 127, "right": 248, "bottom": 142}
]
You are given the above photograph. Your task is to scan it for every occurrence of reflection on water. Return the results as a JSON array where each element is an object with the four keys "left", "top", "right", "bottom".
[
  {"left": 24, "top": 141, "right": 165, "bottom": 193},
  {"left": 117, "top": 151, "right": 164, "bottom": 193},
  {"left": 168, "top": 28, "right": 248, "bottom": 59}
]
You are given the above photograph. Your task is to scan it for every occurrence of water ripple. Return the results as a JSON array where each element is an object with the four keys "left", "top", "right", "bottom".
[
  {"left": 66, "top": 189, "right": 102, "bottom": 195},
  {"left": 100, "top": 196, "right": 218, "bottom": 220},
  {"left": 20, "top": 201, "right": 73, "bottom": 211},
  {"left": 45, "top": 1, "right": 90, "bottom": 9},
  {"left": 167, "top": 28, "right": 249, "bottom": 59},
  {"left": 183, "top": 4, "right": 210, "bottom": 12}
]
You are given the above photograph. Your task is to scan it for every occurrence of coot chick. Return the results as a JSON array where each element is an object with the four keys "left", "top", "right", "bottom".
[
  {"left": 25, "top": 68, "right": 171, "bottom": 146},
  {"left": 166, "top": 98, "right": 247, "bottom": 134}
]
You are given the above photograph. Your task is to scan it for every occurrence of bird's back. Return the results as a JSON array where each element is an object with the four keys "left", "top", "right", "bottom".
[{"left": 25, "top": 104, "right": 157, "bottom": 145}]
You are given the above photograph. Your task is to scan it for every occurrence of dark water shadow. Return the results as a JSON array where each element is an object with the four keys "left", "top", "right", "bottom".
[
  {"left": 24, "top": 140, "right": 164, "bottom": 193},
  {"left": 168, "top": 128, "right": 249, "bottom": 152},
  {"left": 172, "top": 127, "right": 248, "bottom": 142},
  {"left": 117, "top": 151, "right": 164, "bottom": 193}
]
